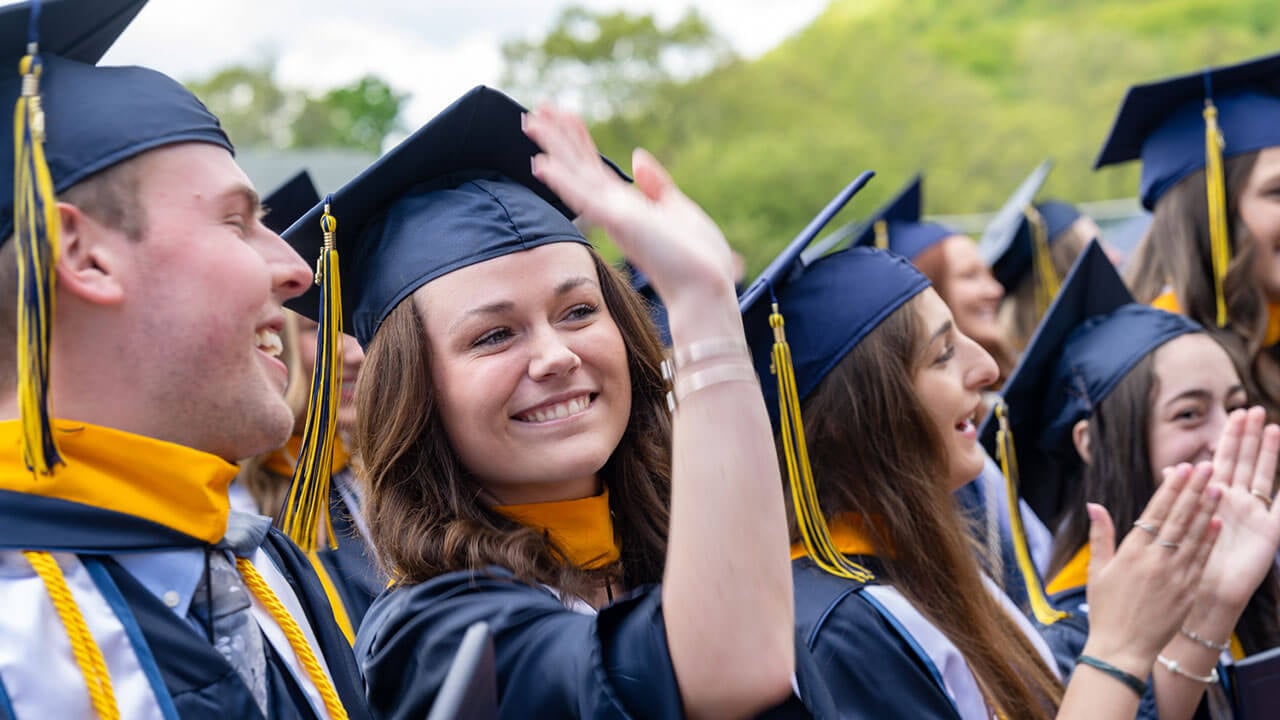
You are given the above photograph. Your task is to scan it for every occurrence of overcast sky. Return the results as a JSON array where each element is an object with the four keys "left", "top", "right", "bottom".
[{"left": 96, "top": 1, "right": 828, "bottom": 127}]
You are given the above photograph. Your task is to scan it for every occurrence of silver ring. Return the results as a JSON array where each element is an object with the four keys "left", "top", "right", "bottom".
[
  {"left": 1155, "top": 538, "right": 1181, "bottom": 550},
  {"left": 1251, "top": 489, "right": 1273, "bottom": 509},
  {"left": 1134, "top": 521, "right": 1160, "bottom": 536}
]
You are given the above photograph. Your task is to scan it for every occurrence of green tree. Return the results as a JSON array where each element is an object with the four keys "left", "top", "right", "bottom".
[
  {"left": 185, "top": 60, "right": 406, "bottom": 153},
  {"left": 500, "top": 5, "right": 733, "bottom": 122}
]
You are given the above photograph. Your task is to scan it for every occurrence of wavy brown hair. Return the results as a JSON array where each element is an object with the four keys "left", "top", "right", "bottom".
[
  {"left": 356, "top": 248, "right": 672, "bottom": 600},
  {"left": 1128, "top": 151, "right": 1280, "bottom": 423},
  {"left": 999, "top": 225, "right": 1090, "bottom": 354},
  {"left": 792, "top": 295, "right": 1063, "bottom": 718},
  {"left": 1049, "top": 348, "right": 1280, "bottom": 657}
]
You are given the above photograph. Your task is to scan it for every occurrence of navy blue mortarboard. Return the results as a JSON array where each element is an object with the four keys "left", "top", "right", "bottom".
[
  {"left": 262, "top": 170, "right": 320, "bottom": 236},
  {"left": 977, "top": 160, "right": 1055, "bottom": 293},
  {"left": 283, "top": 85, "right": 624, "bottom": 346},
  {"left": 740, "top": 170, "right": 926, "bottom": 584},
  {"left": 1094, "top": 51, "right": 1280, "bottom": 329},
  {"left": 1035, "top": 200, "right": 1083, "bottom": 242},
  {"left": 622, "top": 262, "right": 671, "bottom": 346},
  {"left": 847, "top": 174, "right": 954, "bottom": 260},
  {"left": 279, "top": 85, "right": 624, "bottom": 551},
  {"left": 2, "top": 0, "right": 230, "bottom": 475},
  {"left": 979, "top": 241, "right": 1201, "bottom": 527},
  {"left": 1095, "top": 51, "right": 1280, "bottom": 210}
]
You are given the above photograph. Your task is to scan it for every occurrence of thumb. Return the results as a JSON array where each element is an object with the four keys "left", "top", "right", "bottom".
[
  {"left": 1087, "top": 502, "right": 1116, "bottom": 573},
  {"left": 632, "top": 147, "right": 675, "bottom": 203}
]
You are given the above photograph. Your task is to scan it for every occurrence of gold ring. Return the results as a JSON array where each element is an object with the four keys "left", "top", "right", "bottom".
[{"left": 1251, "top": 489, "right": 1273, "bottom": 509}]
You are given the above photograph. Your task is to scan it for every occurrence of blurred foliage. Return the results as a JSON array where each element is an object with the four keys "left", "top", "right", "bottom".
[
  {"left": 186, "top": 60, "right": 406, "bottom": 154},
  {"left": 536, "top": 0, "right": 1280, "bottom": 275}
]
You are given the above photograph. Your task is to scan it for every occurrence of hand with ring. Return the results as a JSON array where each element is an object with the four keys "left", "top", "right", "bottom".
[
  {"left": 1186, "top": 406, "right": 1280, "bottom": 614},
  {"left": 1081, "top": 462, "right": 1223, "bottom": 678}
]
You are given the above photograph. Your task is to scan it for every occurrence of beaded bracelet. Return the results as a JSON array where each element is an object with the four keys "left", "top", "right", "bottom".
[
  {"left": 1179, "top": 626, "right": 1230, "bottom": 653},
  {"left": 1076, "top": 655, "right": 1145, "bottom": 697},
  {"left": 1156, "top": 654, "right": 1219, "bottom": 685}
]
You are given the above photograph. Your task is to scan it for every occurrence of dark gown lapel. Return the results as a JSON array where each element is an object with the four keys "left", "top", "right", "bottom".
[{"left": 318, "top": 489, "right": 382, "bottom": 629}]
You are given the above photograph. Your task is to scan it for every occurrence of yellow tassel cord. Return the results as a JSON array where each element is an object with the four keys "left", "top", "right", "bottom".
[
  {"left": 236, "top": 558, "right": 349, "bottom": 720},
  {"left": 1025, "top": 205, "right": 1060, "bottom": 320},
  {"left": 993, "top": 401, "right": 1066, "bottom": 625},
  {"left": 1203, "top": 101, "right": 1231, "bottom": 328},
  {"left": 771, "top": 303, "right": 874, "bottom": 583},
  {"left": 873, "top": 219, "right": 889, "bottom": 250},
  {"left": 14, "top": 44, "right": 62, "bottom": 474},
  {"left": 23, "top": 551, "right": 119, "bottom": 720},
  {"left": 281, "top": 202, "right": 343, "bottom": 552},
  {"left": 304, "top": 550, "right": 356, "bottom": 646}
]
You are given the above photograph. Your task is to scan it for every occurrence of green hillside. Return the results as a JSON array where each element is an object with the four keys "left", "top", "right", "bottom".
[{"left": 587, "top": 0, "right": 1280, "bottom": 273}]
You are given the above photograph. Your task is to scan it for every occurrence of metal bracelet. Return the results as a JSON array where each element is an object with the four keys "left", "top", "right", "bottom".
[
  {"left": 1156, "top": 654, "right": 1220, "bottom": 685},
  {"left": 1179, "top": 626, "right": 1230, "bottom": 653}
]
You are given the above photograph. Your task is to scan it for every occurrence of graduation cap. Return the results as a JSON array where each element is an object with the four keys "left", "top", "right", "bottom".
[
  {"left": 844, "top": 174, "right": 955, "bottom": 261},
  {"left": 740, "top": 170, "right": 929, "bottom": 584},
  {"left": 262, "top": 170, "right": 320, "bottom": 236},
  {"left": 979, "top": 241, "right": 1200, "bottom": 529},
  {"left": 0, "top": 0, "right": 230, "bottom": 474},
  {"left": 279, "top": 85, "right": 624, "bottom": 551},
  {"left": 1095, "top": 51, "right": 1280, "bottom": 328},
  {"left": 621, "top": 261, "right": 671, "bottom": 346},
  {"left": 1035, "top": 200, "right": 1083, "bottom": 242},
  {"left": 977, "top": 160, "right": 1056, "bottom": 296}
]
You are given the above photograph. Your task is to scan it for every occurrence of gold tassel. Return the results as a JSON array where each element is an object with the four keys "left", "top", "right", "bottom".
[
  {"left": 771, "top": 302, "right": 874, "bottom": 583},
  {"left": 1203, "top": 100, "right": 1230, "bottom": 328},
  {"left": 873, "top": 219, "right": 889, "bottom": 250},
  {"left": 14, "top": 37, "right": 62, "bottom": 474},
  {"left": 281, "top": 200, "right": 342, "bottom": 552},
  {"left": 994, "top": 400, "right": 1066, "bottom": 625},
  {"left": 1025, "top": 205, "right": 1060, "bottom": 320}
]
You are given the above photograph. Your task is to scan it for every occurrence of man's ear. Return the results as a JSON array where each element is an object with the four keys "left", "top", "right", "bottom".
[
  {"left": 1071, "top": 418, "right": 1093, "bottom": 466},
  {"left": 54, "top": 202, "right": 124, "bottom": 305}
]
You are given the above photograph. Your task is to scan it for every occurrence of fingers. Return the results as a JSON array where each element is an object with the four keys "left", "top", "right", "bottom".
[
  {"left": 1135, "top": 463, "right": 1191, "bottom": 539},
  {"left": 1212, "top": 409, "right": 1246, "bottom": 487},
  {"left": 524, "top": 105, "right": 615, "bottom": 218},
  {"left": 1255, "top": 422, "right": 1280, "bottom": 502},
  {"left": 632, "top": 148, "right": 674, "bottom": 204},
  {"left": 1173, "top": 481, "right": 1222, "bottom": 564},
  {"left": 1229, "top": 407, "right": 1266, "bottom": 490},
  {"left": 1087, "top": 503, "right": 1116, "bottom": 569},
  {"left": 1156, "top": 462, "right": 1213, "bottom": 547},
  {"left": 1188, "top": 516, "right": 1223, "bottom": 578}
]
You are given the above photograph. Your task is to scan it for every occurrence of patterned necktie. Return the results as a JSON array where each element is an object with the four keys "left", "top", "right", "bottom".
[{"left": 190, "top": 549, "right": 269, "bottom": 715}]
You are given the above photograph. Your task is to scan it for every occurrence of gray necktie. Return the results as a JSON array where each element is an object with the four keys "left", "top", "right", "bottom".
[{"left": 190, "top": 549, "right": 269, "bottom": 715}]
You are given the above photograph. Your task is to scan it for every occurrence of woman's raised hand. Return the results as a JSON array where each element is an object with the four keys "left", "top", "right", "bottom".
[
  {"left": 1081, "top": 463, "right": 1223, "bottom": 676},
  {"left": 524, "top": 105, "right": 737, "bottom": 312},
  {"left": 1192, "top": 406, "right": 1280, "bottom": 610}
]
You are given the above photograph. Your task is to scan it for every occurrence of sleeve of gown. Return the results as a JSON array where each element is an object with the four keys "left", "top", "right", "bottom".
[
  {"left": 806, "top": 591, "right": 963, "bottom": 720},
  {"left": 355, "top": 569, "right": 683, "bottom": 720}
]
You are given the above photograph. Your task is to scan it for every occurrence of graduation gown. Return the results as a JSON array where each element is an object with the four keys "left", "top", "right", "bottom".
[
  {"left": 355, "top": 567, "right": 838, "bottom": 719},
  {"left": 793, "top": 524, "right": 1059, "bottom": 720},
  {"left": 0, "top": 420, "right": 371, "bottom": 720}
]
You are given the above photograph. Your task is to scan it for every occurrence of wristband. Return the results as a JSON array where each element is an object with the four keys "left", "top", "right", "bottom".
[{"left": 1076, "top": 654, "right": 1146, "bottom": 697}]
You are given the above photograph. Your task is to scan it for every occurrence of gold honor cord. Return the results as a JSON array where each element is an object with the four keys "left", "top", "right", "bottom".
[
  {"left": 24, "top": 551, "right": 120, "bottom": 720},
  {"left": 771, "top": 303, "right": 874, "bottom": 583},
  {"left": 1026, "top": 205, "right": 1060, "bottom": 320},
  {"left": 236, "top": 558, "right": 350, "bottom": 720},
  {"left": 994, "top": 401, "right": 1067, "bottom": 625},
  {"left": 14, "top": 36, "right": 62, "bottom": 474},
  {"left": 283, "top": 204, "right": 343, "bottom": 552},
  {"left": 1203, "top": 100, "right": 1231, "bottom": 328},
  {"left": 873, "top": 219, "right": 889, "bottom": 251}
]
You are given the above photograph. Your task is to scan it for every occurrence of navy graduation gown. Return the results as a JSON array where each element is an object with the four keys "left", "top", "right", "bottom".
[
  {"left": 356, "top": 566, "right": 836, "bottom": 719},
  {"left": 0, "top": 492, "right": 372, "bottom": 720},
  {"left": 317, "top": 483, "right": 384, "bottom": 630},
  {"left": 794, "top": 558, "right": 963, "bottom": 719}
]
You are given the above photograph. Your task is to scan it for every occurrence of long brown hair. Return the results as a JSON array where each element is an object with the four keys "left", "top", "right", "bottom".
[
  {"left": 356, "top": 248, "right": 672, "bottom": 600},
  {"left": 794, "top": 295, "right": 1063, "bottom": 719},
  {"left": 1129, "top": 151, "right": 1280, "bottom": 422},
  {"left": 1049, "top": 348, "right": 1280, "bottom": 656},
  {"left": 914, "top": 241, "right": 1019, "bottom": 388},
  {"left": 999, "top": 226, "right": 1090, "bottom": 354}
]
